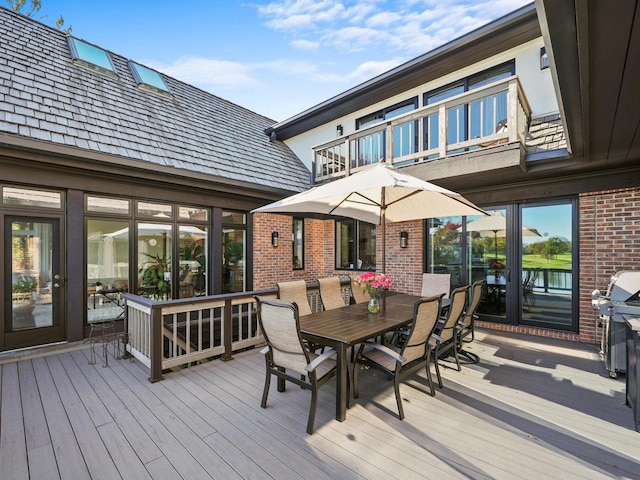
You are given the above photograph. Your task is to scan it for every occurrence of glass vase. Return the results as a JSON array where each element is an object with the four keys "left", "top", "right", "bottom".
[{"left": 368, "top": 297, "right": 380, "bottom": 314}]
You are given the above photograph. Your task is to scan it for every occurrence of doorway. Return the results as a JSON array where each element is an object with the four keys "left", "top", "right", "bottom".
[{"left": 3, "top": 216, "right": 65, "bottom": 350}]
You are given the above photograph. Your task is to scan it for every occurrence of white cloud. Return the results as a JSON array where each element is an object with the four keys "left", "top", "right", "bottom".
[
  {"left": 150, "top": 57, "right": 257, "bottom": 87},
  {"left": 290, "top": 39, "right": 320, "bottom": 50}
]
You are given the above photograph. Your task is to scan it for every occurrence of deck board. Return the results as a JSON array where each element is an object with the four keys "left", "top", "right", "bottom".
[{"left": 1, "top": 329, "right": 639, "bottom": 479}]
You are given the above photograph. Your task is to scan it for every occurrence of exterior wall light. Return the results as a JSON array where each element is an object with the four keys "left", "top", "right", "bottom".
[
  {"left": 540, "top": 46, "right": 549, "bottom": 70},
  {"left": 271, "top": 231, "right": 279, "bottom": 247},
  {"left": 400, "top": 231, "right": 409, "bottom": 248},
  {"left": 336, "top": 124, "right": 343, "bottom": 136}
]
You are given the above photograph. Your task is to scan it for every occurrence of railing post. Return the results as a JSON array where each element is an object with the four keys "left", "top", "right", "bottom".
[
  {"left": 438, "top": 104, "right": 447, "bottom": 158},
  {"left": 148, "top": 304, "right": 164, "bottom": 383},
  {"left": 221, "top": 298, "right": 234, "bottom": 361},
  {"left": 508, "top": 80, "right": 518, "bottom": 143}
]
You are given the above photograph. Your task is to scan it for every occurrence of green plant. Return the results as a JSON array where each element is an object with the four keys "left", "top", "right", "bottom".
[
  {"left": 12, "top": 276, "right": 36, "bottom": 293},
  {"left": 224, "top": 239, "right": 243, "bottom": 265},
  {"left": 179, "top": 242, "right": 205, "bottom": 271},
  {"left": 139, "top": 252, "right": 171, "bottom": 299}
]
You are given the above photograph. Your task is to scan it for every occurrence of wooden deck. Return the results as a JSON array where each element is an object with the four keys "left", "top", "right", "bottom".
[{"left": 1, "top": 330, "right": 639, "bottom": 479}]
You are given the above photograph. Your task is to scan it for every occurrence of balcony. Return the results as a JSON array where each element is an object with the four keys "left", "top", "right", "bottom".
[{"left": 313, "top": 76, "right": 531, "bottom": 183}]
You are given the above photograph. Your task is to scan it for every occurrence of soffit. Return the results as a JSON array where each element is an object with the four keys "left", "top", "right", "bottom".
[{"left": 537, "top": 0, "right": 640, "bottom": 166}]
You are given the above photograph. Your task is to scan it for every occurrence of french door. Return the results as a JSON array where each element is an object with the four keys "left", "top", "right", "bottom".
[
  {"left": 427, "top": 199, "right": 576, "bottom": 331},
  {"left": 3, "top": 216, "right": 65, "bottom": 350}
]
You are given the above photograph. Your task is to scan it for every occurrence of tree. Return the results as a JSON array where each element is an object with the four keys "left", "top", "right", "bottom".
[{"left": 7, "top": 0, "right": 72, "bottom": 33}]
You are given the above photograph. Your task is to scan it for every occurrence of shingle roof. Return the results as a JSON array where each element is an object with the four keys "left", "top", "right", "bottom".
[{"left": 0, "top": 8, "right": 310, "bottom": 193}]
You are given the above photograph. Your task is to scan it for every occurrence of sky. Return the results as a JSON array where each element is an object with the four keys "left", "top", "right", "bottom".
[{"left": 31, "top": 0, "right": 533, "bottom": 122}]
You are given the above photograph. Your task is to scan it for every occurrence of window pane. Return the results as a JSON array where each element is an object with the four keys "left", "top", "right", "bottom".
[
  {"left": 428, "top": 217, "right": 463, "bottom": 288},
  {"left": 69, "top": 38, "right": 115, "bottom": 72},
  {"left": 3, "top": 187, "right": 62, "bottom": 208},
  {"left": 223, "top": 228, "right": 245, "bottom": 293},
  {"left": 87, "top": 196, "right": 130, "bottom": 215},
  {"left": 178, "top": 225, "right": 207, "bottom": 298},
  {"left": 178, "top": 206, "right": 208, "bottom": 221},
  {"left": 336, "top": 220, "right": 355, "bottom": 269},
  {"left": 223, "top": 211, "right": 246, "bottom": 224},
  {"left": 293, "top": 218, "right": 304, "bottom": 270},
  {"left": 129, "top": 61, "right": 170, "bottom": 92},
  {"left": 138, "top": 223, "right": 172, "bottom": 300},
  {"left": 87, "top": 220, "right": 129, "bottom": 322},
  {"left": 137, "top": 202, "right": 172, "bottom": 218},
  {"left": 426, "top": 83, "right": 464, "bottom": 105},
  {"left": 358, "top": 223, "right": 376, "bottom": 270}
]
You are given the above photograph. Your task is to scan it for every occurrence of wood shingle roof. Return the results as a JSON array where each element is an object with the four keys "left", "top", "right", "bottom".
[{"left": 0, "top": 8, "right": 310, "bottom": 193}]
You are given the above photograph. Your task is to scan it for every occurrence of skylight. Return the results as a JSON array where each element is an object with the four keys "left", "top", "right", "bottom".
[
  {"left": 128, "top": 61, "right": 171, "bottom": 94},
  {"left": 68, "top": 37, "right": 116, "bottom": 73}
]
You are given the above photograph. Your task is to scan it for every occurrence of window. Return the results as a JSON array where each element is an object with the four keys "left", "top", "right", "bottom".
[
  {"left": 336, "top": 220, "right": 376, "bottom": 270},
  {"left": 222, "top": 211, "right": 246, "bottom": 293},
  {"left": 2, "top": 186, "right": 62, "bottom": 209},
  {"left": 354, "top": 98, "right": 418, "bottom": 167},
  {"left": 87, "top": 219, "right": 130, "bottom": 321},
  {"left": 128, "top": 61, "right": 171, "bottom": 94},
  {"left": 424, "top": 62, "right": 515, "bottom": 153},
  {"left": 87, "top": 196, "right": 130, "bottom": 215},
  {"left": 293, "top": 218, "right": 304, "bottom": 270},
  {"left": 68, "top": 37, "right": 116, "bottom": 73}
]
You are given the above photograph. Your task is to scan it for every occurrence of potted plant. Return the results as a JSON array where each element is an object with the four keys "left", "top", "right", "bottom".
[
  {"left": 138, "top": 253, "right": 171, "bottom": 300},
  {"left": 12, "top": 276, "right": 37, "bottom": 319}
]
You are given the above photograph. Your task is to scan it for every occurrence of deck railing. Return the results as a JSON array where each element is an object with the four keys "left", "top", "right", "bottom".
[
  {"left": 312, "top": 76, "right": 531, "bottom": 183},
  {"left": 123, "top": 279, "right": 353, "bottom": 382}
]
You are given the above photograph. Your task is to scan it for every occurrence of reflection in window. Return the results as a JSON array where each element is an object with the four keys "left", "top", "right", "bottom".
[
  {"left": 128, "top": 61, "right": 171, "bottom": 93},
  {"left": 68, "top": 37, "right": 116, "bottom": 73},
  {"left": 427, "top": 217, "right": 463, "bottom": 288},
  {"left": 178, "top": 225, "right": 208, "bottom": 298},
  {"left": 293, "top": 218, "right": 304, "bottom": 270},
  {"left": 137, "top": 201, "right": 173, "bottom": 218},
  {"left": 3, "top": 187, "right": 62, "bottom": 208},
  {"left": 87, "top": 196, "right": 130, "bottom": 215},
  {"left": 86, "top": 219, "right": 130, "bottom": 322},
  {"left": 336, "top": 220, "right": 376, "bottom": 270},
  {"left": 223, "top": 211, "right": 246, "bottom": 293},
  {"left": 137, "top": 223, "right": 172, "bottom": 300}
]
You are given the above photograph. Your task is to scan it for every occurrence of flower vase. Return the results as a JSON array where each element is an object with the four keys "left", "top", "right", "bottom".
[{"left": 368, "top": 297, "right": 380, "bottom": 314}]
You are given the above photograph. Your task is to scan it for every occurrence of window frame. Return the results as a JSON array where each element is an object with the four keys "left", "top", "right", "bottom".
[{"left": 335, "top": 219, "right": 377, "bottom": 271}]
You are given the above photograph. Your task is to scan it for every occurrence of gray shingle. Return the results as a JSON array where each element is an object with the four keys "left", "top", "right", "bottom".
[{"left": 0, "top": 7, "right": 309, "bottom": 193}]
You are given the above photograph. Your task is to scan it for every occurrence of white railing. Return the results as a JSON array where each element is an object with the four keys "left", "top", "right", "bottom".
[{"left": 313, "top": 76, "right": 531, "bottom": 182}]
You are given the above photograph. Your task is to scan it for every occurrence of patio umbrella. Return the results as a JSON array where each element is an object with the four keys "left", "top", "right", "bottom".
[
  {"left": 252, "top": 161, "right": 487, "bottom": 273},
  {"left": 465, "top": 211, "right": 541, "bottom": 263}
]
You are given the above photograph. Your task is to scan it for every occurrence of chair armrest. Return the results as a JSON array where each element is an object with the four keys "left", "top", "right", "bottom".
[
  {"left": 305, "top": 348, "right": 336, "bottom": 372},
  {"left": 260, "top": 346, "right": 270, "bottom": 355},
  {"left": 365, "top": 342, "right": 406, "bottom": 363}
]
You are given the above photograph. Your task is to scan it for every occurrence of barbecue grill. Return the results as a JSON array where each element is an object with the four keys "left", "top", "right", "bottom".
[{"left": 592, "top": 271, "right": 640, "bottom": 378}]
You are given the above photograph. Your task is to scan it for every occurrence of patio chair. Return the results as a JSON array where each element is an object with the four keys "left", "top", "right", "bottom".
[
  {"left": 353, "top": 294, "right": 444, "bottom": 420},
  {"left": 421, "top": 273, "right": 451, "bottom": 298},
  {"left": 433, "top": 285, "right": 469, "bottom": 386},
  {"left": 277, "top": 280, "right": 312, "bottom": 316},
  {"left": 254, "top": 296, "right": 338, "bottom": 434},
  {"left": 456, "top": 280, "right": 485, "bottom": 364},
  {"left": 318, "top": 276, "right": 347, "bottom": 310},
  {"left": 349, "top": 276, "right": 370, "bottom": 304}
]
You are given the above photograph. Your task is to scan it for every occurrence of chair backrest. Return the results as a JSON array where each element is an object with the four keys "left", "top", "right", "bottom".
[
  {"left": 461, "top": 280, "right": 485, "bottom": 329},
  {"left": 402, "top": 294, "right": 444, "bottom": 364},
  {"left": 277, "top": 280, "right": 312, "bottom": 316},
  {"left": 350, "top": 276, "right": 370, "bottom": 304},
  {"left": 318, "top": 276, "right": 347, "bottom": 310},
  {"left": 438, "top": 286, "right": 469, "bottom": 342},
  {"left": 254, "top": 296, "right": 309, "bottom": 374},
  {"left": 421, "top": 273, "right": 451, "bottom": 298}
]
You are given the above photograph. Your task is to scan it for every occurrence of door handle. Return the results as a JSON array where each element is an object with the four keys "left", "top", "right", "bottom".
[{"left": 53, "top": 274, "right": 65, "bottom": 288}]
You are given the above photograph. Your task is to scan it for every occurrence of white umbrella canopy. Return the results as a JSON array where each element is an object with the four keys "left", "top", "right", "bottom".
[
  {"left": 465, "top": 211, "right": 541, "bottom": 237},
  {"left": 252, "top": 162, "right": 487, "bottom": 272}
]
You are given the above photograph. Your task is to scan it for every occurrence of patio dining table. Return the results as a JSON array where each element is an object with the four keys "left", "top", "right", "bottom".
[{"left": 298, "top": 293, "right": 427, "bottom": 423}]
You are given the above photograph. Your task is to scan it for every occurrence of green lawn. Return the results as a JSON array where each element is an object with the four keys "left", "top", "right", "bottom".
[{"left": 484, "top": 253, "right": 572, "bottom": 270}]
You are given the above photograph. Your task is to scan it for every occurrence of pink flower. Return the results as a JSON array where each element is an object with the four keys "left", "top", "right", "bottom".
[{"left": 355, "top": 272, "right": 393, "bottom": 298}]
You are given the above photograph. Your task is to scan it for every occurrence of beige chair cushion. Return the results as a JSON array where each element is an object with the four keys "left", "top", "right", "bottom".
[
  {"left": 318, "top": 277, "right": 347, "bottom": 310},
  {"left": 421, "top": 273, "right": 450, "bottom": 298},
  {"left": 350, "top": 276, "right": 370, "bottom": 304},
  {"left": 277, "top": 280, "right": 312, "bottom": 316}
]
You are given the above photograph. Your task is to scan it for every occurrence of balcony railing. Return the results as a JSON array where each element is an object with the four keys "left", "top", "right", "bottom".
[
  {"left": 313, "top": 76, "right": 531, "bottom": 183},
  {"left": 123, "top": 279, "right": 353, "bottom": 382}
]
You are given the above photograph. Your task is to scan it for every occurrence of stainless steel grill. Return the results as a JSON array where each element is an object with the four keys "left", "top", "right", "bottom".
[{"left": 592, "top": 271, "right": 640, "bottom": 378}]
